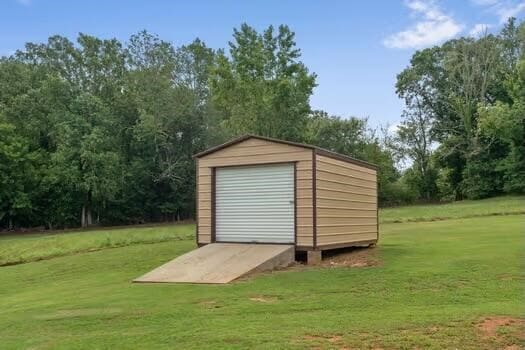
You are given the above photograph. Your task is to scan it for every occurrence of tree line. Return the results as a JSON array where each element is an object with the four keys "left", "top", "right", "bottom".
[
  {"left": 391, "top": 18, "right": 524, "bottom": 202},
  {"left": 0, "top": 20, "right": 523, "bottom": 230}
]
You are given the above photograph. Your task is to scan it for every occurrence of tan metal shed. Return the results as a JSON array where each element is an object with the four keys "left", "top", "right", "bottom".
[{"left": 194, "top": 135, "right": 378, "bottom": 263}]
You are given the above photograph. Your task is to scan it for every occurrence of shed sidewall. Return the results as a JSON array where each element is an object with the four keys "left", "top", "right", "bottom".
[{"left": 314, "top": 153, "right": 378, "bottom": 249}]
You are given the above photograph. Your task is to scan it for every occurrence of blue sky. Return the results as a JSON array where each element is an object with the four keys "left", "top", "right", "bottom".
[{"left": 1, "top": 0, "right": 524, "bottom": 128}]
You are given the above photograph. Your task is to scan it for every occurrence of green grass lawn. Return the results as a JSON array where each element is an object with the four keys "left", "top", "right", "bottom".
[
  {"left": 380, "top": 195, "right": 524, "bottom": 223},
  {"left": 0, "top": 199, "right": 524, "bottom": 349},
  {"left": 0, "top": 224, "right": 194, "bottom": 266}
]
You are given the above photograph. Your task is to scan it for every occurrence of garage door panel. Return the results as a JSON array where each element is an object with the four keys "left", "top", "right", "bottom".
[
  {"left": 216, "top": 164, "right": 295, "bottom": 244},
  {"left": 216, "top": 203, "right": 293, "bottom": 208},
  {"left": 216, "top": 215, "right": 294, "bottom": 221},
  {"left": 216, "top": 227, "right": 294, "bottom": 233},
  {"left": 217, "top": 192, "right": 293, "bottom": 196}
]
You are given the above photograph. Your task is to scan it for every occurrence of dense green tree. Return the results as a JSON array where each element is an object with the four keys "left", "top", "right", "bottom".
[
  {"left": 477, "top": 40, "right": 525, "bottom": 194},
  {"left": 14, "top": 35, "right": 129, "bottom": 226},
  {"left": 0, "top": 118, "right": 36, "bottom": 228},
  {"left": 1, "top": 20, "right": 522, "bottom": 230},
  {"left": 392, "top": 114, "right": 438, "bottom": 200},
  {"left": 394, "top": 54, "right": 438, "bottom": 200},
  {"left": 395, "top": 18, "right": 524, "bottom": 200},
  {"left": 0, "top": 31, "right": 223, "bottom": 228},
  {"left": 210, "top": 24, "right": 316, "bottom": 141},
  {"left": 125, "top": 32, "right": 217, "bottom": 221},
  {"left": 305, "top": 111, "right": 369, "bottom": 155}
]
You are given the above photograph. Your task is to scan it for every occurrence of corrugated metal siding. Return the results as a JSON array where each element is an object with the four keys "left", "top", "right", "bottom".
[
  {"left": 315, "top": 154, "right": 378, "bottom": 247},
  {"left": 216, "top": 164, "right": 294, "bottom": 243}
]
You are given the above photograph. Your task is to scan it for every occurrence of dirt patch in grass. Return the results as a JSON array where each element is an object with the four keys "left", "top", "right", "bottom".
[
  {"left": 249, "top": 295, "right": 278, "bottom": 303},
  {"left": 198, "top": 300, "right": 222, "bottom": 309},
  {"left": 497, "top": 273, "right": 524, "bottom": 281},
  {"left": 296, "top": 319, "right": 524, "bottom": 350},
  {"left": 320, "top": 246, "right": 381, "bottom": 268},
  {"left": 300, "top": 333, "right": 386, "bottom": 350},
  {"left": 302, "top": 333, "right": 344, "bottom": 344},
  {"left": 239, "top": 246, "right": 380, "bottom": 282},
  {"left": 504, "top": 345, "right": 521, "bottom": 350},
  {"left": 476, "top": 316, "right": 524, "bottom": 349},
  {"left": 477, "top": 317, "right": 524, "bottom": 338}
]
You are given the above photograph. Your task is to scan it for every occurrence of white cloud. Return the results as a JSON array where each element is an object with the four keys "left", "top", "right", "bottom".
[
  {"left": 468, "top": 23, "right": 493, "bottom": 36},
  {"left": 383, "top": 0, "right": 463, "bottom": 49},
  {"left": 495, "top": 1, "right": 525, "bottom": 22},
  {"left": 472, "top": 0, "right": 525, "bottom": 24},
  {"left": 16, "top": 0, "right": 32, "bottom": 6}
]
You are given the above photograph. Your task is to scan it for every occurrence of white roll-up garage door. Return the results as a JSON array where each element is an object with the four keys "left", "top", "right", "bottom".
[{"left": 215, "top": 163, "right": 295, "bottom": 243}]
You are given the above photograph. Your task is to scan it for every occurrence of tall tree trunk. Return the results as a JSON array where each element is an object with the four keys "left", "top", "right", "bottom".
[
  {"left": 86, "top": 207, "right": 92, "bottom": 226},
  {"left": 81, "top": 205, "right": 86, "bottom": 228},
  {"left": 81, "top": 191, "right": 93, "bottom": 228}
]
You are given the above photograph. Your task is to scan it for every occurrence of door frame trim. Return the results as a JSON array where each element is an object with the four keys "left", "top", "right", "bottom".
[{"left": 211, "top": 167, "right": 216, "bottom": 243}]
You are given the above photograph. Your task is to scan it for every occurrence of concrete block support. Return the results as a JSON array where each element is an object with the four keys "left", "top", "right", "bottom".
[{"left": 307, "top": 250, "right": 322, "bottom": 265}]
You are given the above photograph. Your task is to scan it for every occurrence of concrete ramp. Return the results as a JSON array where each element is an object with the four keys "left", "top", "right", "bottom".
[{"left": 133, "top": 243, "right": 294, "bottom": 284}]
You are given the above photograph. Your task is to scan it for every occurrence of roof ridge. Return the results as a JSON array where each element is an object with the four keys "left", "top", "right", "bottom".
[{"left": 193, "top": 134, "right": 378, "bottom": 170}]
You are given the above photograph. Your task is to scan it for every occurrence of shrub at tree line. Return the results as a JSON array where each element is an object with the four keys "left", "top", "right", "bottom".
[{"left": 0, "top": 20, "right": 523, "bottom": 229}]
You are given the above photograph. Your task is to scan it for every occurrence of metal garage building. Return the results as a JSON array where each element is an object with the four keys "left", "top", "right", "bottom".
[{"left": 194, "top": 135, "right": 378, "bottom": 263}]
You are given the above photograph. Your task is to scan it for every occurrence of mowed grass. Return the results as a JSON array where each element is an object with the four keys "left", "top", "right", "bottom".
[
  {"left": 0, "top": 208, "right": 524, "bottom": 348},
  {"left": 380, "top": 195, "right": 524, "bottom": 223},
  {"left": 0, "top": 224, "right": 194, "bottom": 266}
]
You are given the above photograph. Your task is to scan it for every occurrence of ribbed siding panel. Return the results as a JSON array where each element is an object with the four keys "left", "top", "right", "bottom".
[
  {"left": 315, "top": 154, "right": 378, "bottom": 247},
  {"left": 216, "top": 164, "right": 294, "bottom": 243}
]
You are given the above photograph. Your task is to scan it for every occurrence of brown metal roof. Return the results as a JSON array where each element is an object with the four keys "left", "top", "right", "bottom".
[{"left": 193, "top": 134, "right": 378, "bottom": 170}]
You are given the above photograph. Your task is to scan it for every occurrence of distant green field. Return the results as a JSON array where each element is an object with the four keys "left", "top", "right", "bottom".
[
  {"left": 0, "top": 197, "right": 523, "bottom": 349},
  {"left": 380, "top": 195, "right": 524, "bottom": 223}
]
